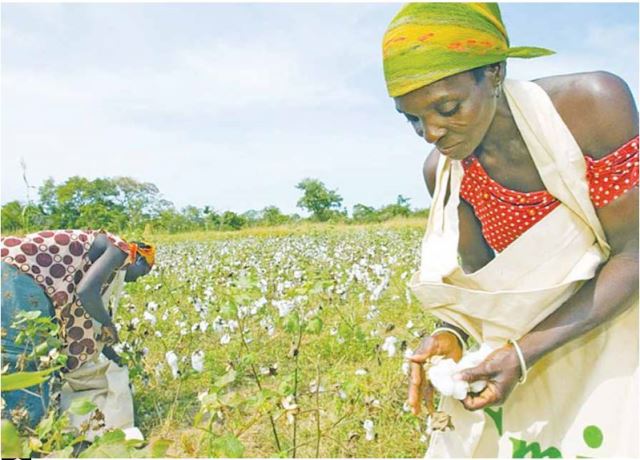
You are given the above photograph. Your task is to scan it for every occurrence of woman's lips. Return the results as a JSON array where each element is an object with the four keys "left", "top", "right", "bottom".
[{"left": 438, "top": 142, "right": 461, "bottom": 155}]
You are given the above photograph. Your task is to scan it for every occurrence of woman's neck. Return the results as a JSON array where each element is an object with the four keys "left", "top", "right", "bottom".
[{"left": 475, "top": 94, "right": 528, "bottom": 167}]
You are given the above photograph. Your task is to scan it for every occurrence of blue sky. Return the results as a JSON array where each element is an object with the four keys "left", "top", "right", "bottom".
[{"left": 2, "top": 3, "right": 638, "bottom": 215}]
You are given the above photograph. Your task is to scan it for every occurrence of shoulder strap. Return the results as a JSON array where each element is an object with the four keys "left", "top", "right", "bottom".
[{"left": 503, "top": 79, "right": 610, "bottom": 257}]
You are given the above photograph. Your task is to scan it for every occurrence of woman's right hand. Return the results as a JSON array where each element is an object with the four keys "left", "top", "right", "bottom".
[{"left": 408, "top": 331, "right": 464, "bottom": 416}]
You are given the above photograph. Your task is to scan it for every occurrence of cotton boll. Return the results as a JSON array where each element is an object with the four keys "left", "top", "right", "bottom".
[
  {"left": 165, "top": 351, "right": 179, "bottom": 379},
  {"left": 363, "top": 419, "right": 375, "bottom": 441},
  {"left": 469, "top": 379, "right": 488, "bottom": 394},
  {"left": 381, "top": 336, "right": 398, "bottom": 357},
  {"left": 427, "top": 344, "right": 495, "bottom": 400},
  {"left": 451, "top": 380, "right": 468, "bottom": 400},
  {"left": 143, "top": 311, "right": 157, "bottom": 325},
  {"left": 191, "top": 350, "right": 205, "bottom": 373}
]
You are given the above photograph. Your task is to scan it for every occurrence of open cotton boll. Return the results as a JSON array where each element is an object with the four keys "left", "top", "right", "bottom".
[
  {"left": 469, "top": 379, "right": 488, "bottom": 394},
  {"left": 427, "top": 344, "right": 494, "bottom": 400},
  {"left": 165, "top": 351, "right": 180, "bottom": 379},
  {"left": 191, "top": 350, "right": 205, "bottom": 373},
  {"left": 427, "top": 359, "right": 458, "bottom": 397}
]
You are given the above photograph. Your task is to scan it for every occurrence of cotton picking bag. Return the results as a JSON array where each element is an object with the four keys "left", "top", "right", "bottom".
[
  {"left": 60, "top": 270, "right": 142, "bottom": 441},
  {"left": 409, "top": 79, "right": 638, "bottom": 457}
]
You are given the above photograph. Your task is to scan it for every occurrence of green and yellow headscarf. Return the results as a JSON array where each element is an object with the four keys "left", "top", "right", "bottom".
[{"left": 382, "top": 3, "right": 554, "bottom": 97}]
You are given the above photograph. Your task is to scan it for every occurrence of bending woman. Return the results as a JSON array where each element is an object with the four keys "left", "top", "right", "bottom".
[
  {"left": 382, "top": 3, "right": 638, "bottom": 457},
  {"left": 1, "top": 229, "right": 155, "bottom": 426}
]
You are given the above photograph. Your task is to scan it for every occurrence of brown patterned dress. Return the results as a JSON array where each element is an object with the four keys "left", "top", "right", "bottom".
[{"left": 1, "top": 229, "right": 130, "bottom": 371}]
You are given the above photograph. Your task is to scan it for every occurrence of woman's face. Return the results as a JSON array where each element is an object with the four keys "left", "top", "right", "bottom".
[
  {"left": 394, "top": 68, "right": 499, "bottom": 160},
  {"left": 124, "top": 257, "right": 151, "bottom": 282}
]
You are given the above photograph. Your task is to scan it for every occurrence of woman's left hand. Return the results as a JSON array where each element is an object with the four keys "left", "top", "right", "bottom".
[{"left": 455, "top": 345, "right": 522, "bottom": 411}]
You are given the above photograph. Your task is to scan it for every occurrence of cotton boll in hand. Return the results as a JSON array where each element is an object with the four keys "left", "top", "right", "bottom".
[{"left": 427, "top": 344, "right": 494, "bottom": 400}]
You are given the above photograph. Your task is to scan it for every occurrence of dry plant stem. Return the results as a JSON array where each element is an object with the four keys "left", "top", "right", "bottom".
[
  {"left": 238, "top": 315, "right": 282, "bottom": 452},
  {"left": 233, "top": 411, "right": 267, "bottom": 439},
  {"left": 292, "top": 312, "right": 304, "bottom": 458},
  {"left": 164, "top": 377, "right": 183, "bottom": 429},
  {"left": 315, "top": 355, "right": 321, "bottom": 458},
  {"left": 166, "top": 321, "right": 198, "bottom": 427}
]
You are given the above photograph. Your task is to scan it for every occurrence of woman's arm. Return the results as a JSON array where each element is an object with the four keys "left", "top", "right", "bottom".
[{"left": 76, "top": 237, "right": 128, "bottom": 326}]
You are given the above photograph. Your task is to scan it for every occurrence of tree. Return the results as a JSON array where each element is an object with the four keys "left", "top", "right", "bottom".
[
  {"left": 112, "top": 177, "right": 166, "bottom": 231},
  {"left": 352, "top": 203, "right": 379, "bottom": 223},
  {"left": 220, "top": 211, "right": 246, "bottom": 230},
  {"left": 261, "top": 206, "right": 289, "bottom": 226},
  {"left": 33, "top": 176, "right": 171, "bottom": 232},
  {"left": 295, "top": 178, "right": 343, "bottom": 222},
  {"left": 378, "top": 194, "right": 412, "bottom": 220},
  {"left": 1, "top": 201, "right": 25, "bottom": 233}
]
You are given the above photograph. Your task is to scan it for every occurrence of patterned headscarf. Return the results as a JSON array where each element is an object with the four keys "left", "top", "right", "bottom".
[
  {"left": 128, "top": 241, "right": 156, "bottom": 267},
  {"left": 382, "top": 3, "right": 554, "bottom": 97}
]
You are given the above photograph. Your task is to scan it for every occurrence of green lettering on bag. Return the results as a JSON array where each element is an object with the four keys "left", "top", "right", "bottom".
[
  {"left": 510, "top": 437, "right": 562, "bottom": 458},
  {"left": 484, "top": 407, "right": 503, "bottom": 436}
]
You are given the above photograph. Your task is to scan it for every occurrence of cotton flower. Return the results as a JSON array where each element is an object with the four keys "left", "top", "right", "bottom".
[
  {"left": 220, "top": 334, "right": 231, "bottom": 345},
  {"left": 165, "top": 351, "right": 179, "bottom": 379},
  {"left": 146, "top": 301, "right": 159, "bottom": 312},
  {"left": 355, "top": 368, "right": 368, "bottom": 376},
  {"left": 381, "top": 336, "right": 398, "bottom": 357},
  {"left": 191, "top": 350, "right": 205, "bottom": 373},
  {"left": 363, "top": 419, "right": 375, "bottom": 441}
]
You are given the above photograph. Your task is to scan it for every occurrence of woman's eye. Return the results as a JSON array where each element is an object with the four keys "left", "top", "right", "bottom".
[
  {"left": 404, "top": 114, "right": 420, "bottom": 124},
  {"left": 438, "top": 103, "right": 460, "bottom": 117}
]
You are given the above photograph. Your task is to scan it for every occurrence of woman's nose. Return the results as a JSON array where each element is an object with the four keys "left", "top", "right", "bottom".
[{"left": 423, "top": 122, "right": 447, "bottom": 144}]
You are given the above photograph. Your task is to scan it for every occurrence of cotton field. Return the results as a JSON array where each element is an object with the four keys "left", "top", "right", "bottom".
[{"left": 114, "top": 226, "right": 438, "bottom": 457}]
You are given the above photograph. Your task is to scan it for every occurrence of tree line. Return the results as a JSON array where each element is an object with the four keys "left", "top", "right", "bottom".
[{"left": 1, "top": 176, "right": 428, "bottom": 234}]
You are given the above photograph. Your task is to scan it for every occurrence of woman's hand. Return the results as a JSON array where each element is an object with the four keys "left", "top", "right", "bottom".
[
  {"left": 408, "top": 331, "right": 464, "bottom": 416},
  {"left": 455, "top": 344, "right": 521, "bottom": 411},
  {"left": 99, "top": 323, "right": 119, "bottom": 346}
]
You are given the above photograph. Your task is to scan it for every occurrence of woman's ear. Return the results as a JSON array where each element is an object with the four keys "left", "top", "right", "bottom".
[{"left": 485, "top": 62, "right": 505, "bottom": 88}]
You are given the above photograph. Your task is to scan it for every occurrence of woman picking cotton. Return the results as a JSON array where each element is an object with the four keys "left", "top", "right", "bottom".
[
  {"left": 1, "top": 229, "right": 155, "bottom": 436},
  {"left": 382, "top": 3, "right": 638, "bottom": 457}
]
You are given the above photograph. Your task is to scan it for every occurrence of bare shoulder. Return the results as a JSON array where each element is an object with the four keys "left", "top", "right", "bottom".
[
  {"left": 423, "top": 148, "right": 440, "bottom": 196},
  {"left": 534, "top": 72, "right": 638, "bottom": 159}
]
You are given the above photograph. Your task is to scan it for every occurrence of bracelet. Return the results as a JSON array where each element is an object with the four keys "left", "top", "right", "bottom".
[
  {"left": 508, "top": 338, "right": 528, "bottom": 384},
  {"left": 431, "top": 327, "right": 468, "bottom": 352}
]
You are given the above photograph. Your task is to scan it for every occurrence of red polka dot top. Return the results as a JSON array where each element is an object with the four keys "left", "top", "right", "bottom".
[{"left": 460, "top": 136, "right": 639, "bottom": 253}]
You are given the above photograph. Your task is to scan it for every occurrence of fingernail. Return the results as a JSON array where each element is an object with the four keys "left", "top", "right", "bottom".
[{"left": 453, "top": 373, "right": 462, "bottom": 381}]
